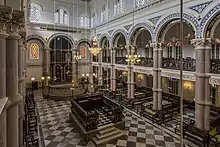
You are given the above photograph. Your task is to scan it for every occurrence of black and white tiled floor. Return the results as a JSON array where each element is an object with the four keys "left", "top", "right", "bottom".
[{"left": 35, "top": 92, "right": 193, "bottom": 147}]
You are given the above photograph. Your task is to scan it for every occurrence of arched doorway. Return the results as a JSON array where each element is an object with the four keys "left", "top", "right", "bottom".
[
  {"left": 49, "top": 35, "right": 73, "bottom": 82},
  {"left": 158, "top": 19, "right": 196, "bottom": 71},
  {"left": 113, "top": 32, "right": 127, "bottom": 64}
]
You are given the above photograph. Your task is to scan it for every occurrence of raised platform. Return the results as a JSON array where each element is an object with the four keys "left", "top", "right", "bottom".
[{"left": 69, "top": 94, "right": 125, "bottom": 144}]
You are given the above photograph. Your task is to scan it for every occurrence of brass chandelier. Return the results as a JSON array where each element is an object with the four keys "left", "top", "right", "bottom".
[
  {"left": 125, "top": 54, "right": 141, "bottom": 63},
  {"left": 89, "top": 36, "right": 102, "bottom": 56}
]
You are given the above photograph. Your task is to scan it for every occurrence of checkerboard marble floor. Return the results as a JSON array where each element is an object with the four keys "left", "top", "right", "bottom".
[{"left": 35, "top": 92, "right": 193, "bottom": 147}]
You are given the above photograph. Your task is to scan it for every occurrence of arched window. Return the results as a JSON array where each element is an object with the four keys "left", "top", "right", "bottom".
[
  {"left": 80, "top": 14, "right": 90, "bottom": 28},
  {"left": 114, "top": 0, "right": 124, "bottom": 16},
  {"left": 135, "top": 0, "right": 148, "bottom": 8},
  {"left": 29, "top": 3, "right": 42, "bottom": 22},
  {"left": 30, "top": 43, "right": 40, "bottom": 59},
  {"left": 54, "top": 9, "right": 69, "bottom": 25}
]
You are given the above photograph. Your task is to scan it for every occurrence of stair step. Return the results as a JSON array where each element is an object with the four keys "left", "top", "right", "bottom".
[
  {"left": 92, "top": 132, "right": 124, "bottom": 146},
  {"left": 99, "top": 127, "right": 116, "bottom": 135},
  {"left": 98, "top": 123, "right": 114, "bottom": 130},
  {"left": 96, "top": 129, "right": 120, "bottom": 140}
]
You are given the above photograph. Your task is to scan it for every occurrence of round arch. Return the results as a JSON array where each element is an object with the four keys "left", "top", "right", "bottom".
[
  {"left": 111, "top": 29, "right": 128, "bottom": 47},
  {"left": 128, "top": 23, "right": 153, "bottom": 44},
  {"left": 99, "top": 33, "right": 110, "bottom": 47},
  {"left": 76, "top": 38, "right": 91, "bottom": 49},
  {"left": 27, "top": 35, "right": 46, "bottom": 48},
  {"left": 155, "top": 13, "right": 199, "bottom": 42},
  {"left": 47, "top": 33, "right": 75, "bottom": 49},
  {"left": 201, "top": 4, "right": 220, "bottom": 38},
  {"left": 99, "top": 35, "right": 110, "bottom": 48}
]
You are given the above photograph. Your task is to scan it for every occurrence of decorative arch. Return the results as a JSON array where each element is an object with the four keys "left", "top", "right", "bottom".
[
  {"left": 47, "top": 33, "right": 74, "bottom": 49},
  {"left": 201, "top": 4, "right": 220, "bottom": 38},
  {"left": 99, "top": 34, "right": 110, "bottom": 47},
  {"left": 27, "top": 35, "right": 46, "bottom": 48},
  {"left": 128, "top": 23, "right": 154, "bottom": 45},
  {"left": 111, "top": 29, "right": 128, "bottom": 47},
  {"left": 76, "top": 38, "right": 91, "bottom": 48},
  {"left": 155, "top": 13, "right": 200, "bottom": 41}
]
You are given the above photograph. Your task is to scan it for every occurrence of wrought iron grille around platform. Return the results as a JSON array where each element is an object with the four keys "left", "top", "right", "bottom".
[
  {"left": 102, "top": 56, "right": 111, "bottom": 63},
  {"left": 162, "top": 57, "right": 196, "bottom": 71},
  {"left": 135, "top": 57, "right": 153, "bottom": 67},
  {"left": 116, "top": 57, "right": 127, "bottom": 64},
  {"left": 210, "top": 59, "right": 220, "bottom": 74}
]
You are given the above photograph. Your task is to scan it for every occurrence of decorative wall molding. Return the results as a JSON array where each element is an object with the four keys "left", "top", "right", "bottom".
[
  {"left": 102, "top": 63, "right": 111, "bottom": 68},
  {"left": 108, "top": 30, "right": 114, "bottom": 35},
  {"left": 210, "top": 76, "right": 220, "bottom": 85},
  {"left": 133, "top": 66, "right": 153, "bottom": 75},
  {"left": 115, "top": 64, "right": 127, "bottom": 70},
  {"left": 149, "top": 16, "right": 162, "bottom": 25},
  {"left": 92, "top": 62, "right": 99, "bottom": 66},
  {"left": 124, "top": 24, "right": 132, "bottom": 31},
  {"left": 189, "top": 1, "right": 212, "bottom": 14}
]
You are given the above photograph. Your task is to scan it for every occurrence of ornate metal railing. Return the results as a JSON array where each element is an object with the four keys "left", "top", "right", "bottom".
[
  {"left": 102, "top": 56, "right": 111, "bottom": 63},
  {"left": 162, "top": 57, "right": 196, "bottom": 71},
  {"left": 210, "top": 59, "right": 220, "bottom": 74},
  {"left": 116, "top": 57, "right": 127, "bottom": 64},
  {"left": 92, "top": 56, "right": 98, "bottom": 62},
  {"left": 135, "top": 57, "right": 153, "bottom": 67}
]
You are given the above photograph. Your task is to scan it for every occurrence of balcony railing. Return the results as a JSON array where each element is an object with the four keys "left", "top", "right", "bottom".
[
  {"left": 102, "top": 56, "right": 111, "bottom": 63},
  {"left": 210, "top": 59, "right": 220, "bottom": 74},
  {"left": 92, "top": 56, "right": 98, "bottom": 62},
  {"left": 162, "top": 57, "right": 196, "bottom": 71},
  {"left": 135, "top": 57, "right": 153, "bottom": 67},
  {"left": 116, "top": 57, "right": 127, "bottom": 65}
]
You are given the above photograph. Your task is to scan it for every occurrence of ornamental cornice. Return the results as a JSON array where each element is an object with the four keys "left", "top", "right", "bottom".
[
  {"left": 133, "top": 66, "right": 153, "bottom": 75},
  {"left": 161, "top": 71, "right": 196, "bottom": 81},
  {"left": 210, "top": 77, "right": 220, "bottom": 85},
  {"left": 7, "top": 10, "right": 24, "bottom": 36},
  {"left": 0, "top": 6, "right": 13, "bottom": 34},
  {"left": 115, "top": 64, "right": 127, "bottom": 71},
  {"left": 191, "top": 38, "right": 213, "bottom": 48}
]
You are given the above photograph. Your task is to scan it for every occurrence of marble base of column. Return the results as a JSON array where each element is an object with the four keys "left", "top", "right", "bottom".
[
  {"left": 130, "top": 83, "right": 135, "bottom": 99},
  {"left": 204, "top": 103, "right": 211, "bottom": 131},
  {"left": 0, "top": 108, "right": 7, "bottom": 147},
  {"left": 19, "top": 99, "right": 25, "bottom": 147},
  {"left": 7, "top": 100, "right": 20, "bottom": 147},
  {"left": 157, "top": 89, "right": 163, "bottom": 110},
  {"left": 152, "top": 89, "right": 158, "bottom": 110},
  {"left": 194, "top": 101, "right": 205, "bottom": 130}
]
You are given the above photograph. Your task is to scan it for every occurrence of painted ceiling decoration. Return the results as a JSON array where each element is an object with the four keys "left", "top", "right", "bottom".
[
  {"left": 148, "top": 16, "right": 162, "bottom": 25},
  {"left": 189, "top": 1, "right": 212, "bottom": 13},
  {"left": 108, "top": 30, "right": 114, "bottom": 35},
  {"left": 124, "top": 24, "right": 132, "bottom": 31}
]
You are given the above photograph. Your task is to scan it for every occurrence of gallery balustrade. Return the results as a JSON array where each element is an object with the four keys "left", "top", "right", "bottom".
[
  {"left": 135, "top": 57, "right": 153, "bottom": 67},
  {"left": 116, "top": 57, "right": 127, "bottom": 65},
  {"left": 210, "top": 59, "right": 220, "bottom": 74},
  {"left": 102, "top": 56, "right": 111, "bottom": 63},
  {"left": 162, "top": 57, "right": 196, "bottom": 71}
]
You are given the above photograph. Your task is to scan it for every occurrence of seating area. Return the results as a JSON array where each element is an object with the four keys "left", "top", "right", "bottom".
[{"left": 23, "top": 88, "right": 39, "bottom": 147}]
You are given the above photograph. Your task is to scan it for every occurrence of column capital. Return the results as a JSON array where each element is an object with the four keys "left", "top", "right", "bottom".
[
  {"left": 150, "top": 42, "right": 163, "bottom": 48},
  {"left": 7, "top": 11, "right": 24, "bottom": 38},
  {"left": 191, "top": 38, "right": 213, "bottom": 49},
  {"left": 0, "top": 6, "right": 12, "bottom": 37}
]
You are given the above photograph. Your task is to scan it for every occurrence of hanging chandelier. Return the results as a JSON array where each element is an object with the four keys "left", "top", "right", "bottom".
[
  {"left": 89, "top": 36, "right": 101, "bottom": 56},
  {"left": 125, "top": 54, "right": 141, "bottom": 63}
]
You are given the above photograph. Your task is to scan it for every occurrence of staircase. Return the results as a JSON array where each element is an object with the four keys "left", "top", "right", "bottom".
[{"left": 92, "top": 123, "right": 124, "bottom": 147}]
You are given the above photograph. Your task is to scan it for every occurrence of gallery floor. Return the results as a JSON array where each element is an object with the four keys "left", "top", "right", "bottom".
[{"left": 35, "top": 91, "right": 196, "bottom": 147}]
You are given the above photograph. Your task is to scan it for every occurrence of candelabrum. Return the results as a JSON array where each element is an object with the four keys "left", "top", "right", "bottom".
[
  {"left": 41, "top": 76, "right": 51, "bottom": 98},
  {"left": 125, "top": 54, "right": 141, "bottom": 64}
]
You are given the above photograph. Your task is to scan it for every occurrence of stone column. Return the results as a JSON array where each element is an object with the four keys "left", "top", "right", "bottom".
[
  {"left": 98, "top": 50, "right": 103, "bottom": 85},
  {"left": 151, "top": 42, "right": 163, "bottom": 110},
  {"left": 0, "top": 6, "right": 11, "bottom": 147},
  {"left": 191, "top": 38, "right": 212, "bottom": 131},
  {"left": 111, "top": 48, "right": 116, "bottom": 91},
  {"left": 126, "top": 45, "right": 135, "bottom": 100},
  {"left": 43, "top": 45, "right": 50, "bottom": 76},
  {"left": 72, "top": 49, "right": 77, "bottom": 85},
  {"left": 18, "top": 31, "right": 25, "bottom": 147},
  {"left": 6, "top": 10, "right": 23, "bottom": 147}
]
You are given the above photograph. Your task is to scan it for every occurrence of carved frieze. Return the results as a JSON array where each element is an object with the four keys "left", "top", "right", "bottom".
[
  {"left": 115, "top": 64, "right": 127, "bottom": 70},
  {"left": 0, "top": 6, "right": 13, "bottom": 34},
  {"left": 210, "top": 77, "right": 220, "bottom": 85},
  {"left": 161, "top": 71, "right": 196, "bottom": 81},
  {"left": 189, "top": 1, "right": 212, "bottom": 13},
  {"left": 191, "top": 38, "right": 213, "bottom": 48}
]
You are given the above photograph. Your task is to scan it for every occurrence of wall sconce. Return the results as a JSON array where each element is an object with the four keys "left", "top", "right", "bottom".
[
  {"left": 41, "top": 76, "right": 45, "bottom": 81},
  {"left": 122, "top": 71, "right": 127, "bottom": 76},
  {"left": 137, "top": 74, "right": 143, "bottom": 81},
  {"left": 184, "top": 82, "right": 192, "bottom": 89},
  {"left": 47, "top": 76, "right": 51, "bottom": 80},
  {"left": 31, "top": 77, "right": 35, "bottom": 81}
]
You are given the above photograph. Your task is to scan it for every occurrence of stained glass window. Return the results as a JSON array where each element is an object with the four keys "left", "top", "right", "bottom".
[
  {"left": 30, "top": 43, "right": 40, "bottom": 59},
  {"left": 80, "top": 46, "right": 86, "bottom": 58}
]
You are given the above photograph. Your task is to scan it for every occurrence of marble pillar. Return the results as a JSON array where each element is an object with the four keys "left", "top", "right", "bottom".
[
  {"left": 126, "top": 45, "right": 135, "bottom": 100},
  {"left": 151, "top": 43, "right": 163, "bottom": 110},
  {"left": 191, "top": 38, "right": 212, "bottom": 131},
  {"left": 98, "top": 50, "right": 103, "bottom": 85},
  {"left": 18, "top": 33, "right": 25, "bottom": 147},
  {"left": 111, "top": 48, "right": 116, "bottom": 91},
  {"left": 43, "top": 45, "right": 50, "bottom": 76},
  {"left": 72, "top": 50, "right": 77, "bottom": 85},
  {"left": 6, "top": 10, "right": 23, "bottom": 147}
]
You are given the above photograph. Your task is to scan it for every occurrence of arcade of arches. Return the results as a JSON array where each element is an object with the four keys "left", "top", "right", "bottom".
[{"left": 1, "top": 1, "right": 220, "bottom": 147}]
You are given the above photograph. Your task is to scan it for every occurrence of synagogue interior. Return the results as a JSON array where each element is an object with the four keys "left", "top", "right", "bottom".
[{"left": 1, "top": 0, "right": 220, "bottom": 147}]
